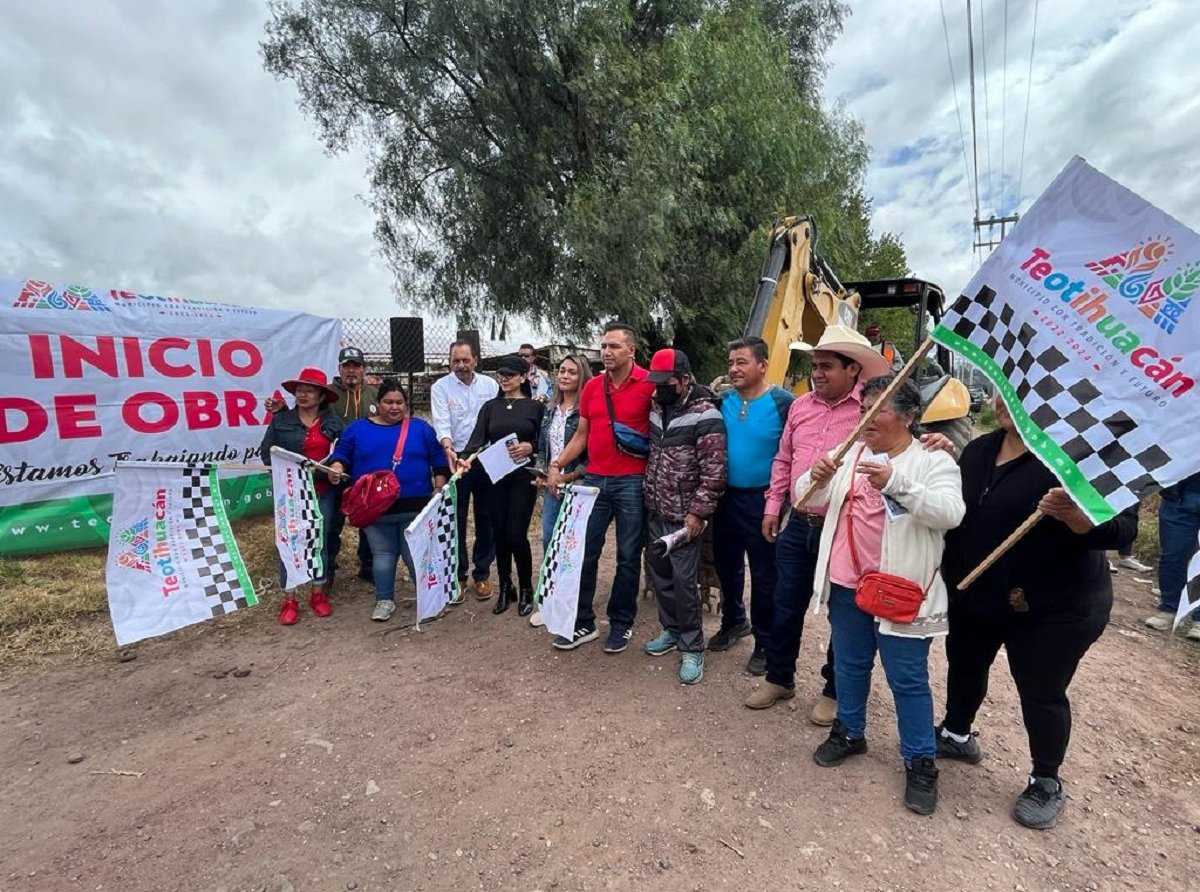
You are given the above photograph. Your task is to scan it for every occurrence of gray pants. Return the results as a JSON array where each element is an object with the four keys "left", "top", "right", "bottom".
[{"left": 646, "top": 513, "right": 705, "bottom": 653}]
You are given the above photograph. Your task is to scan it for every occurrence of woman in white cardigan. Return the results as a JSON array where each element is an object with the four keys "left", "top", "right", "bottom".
[{"left": 794, "top": 376, "right": 965, "bottom": 815}]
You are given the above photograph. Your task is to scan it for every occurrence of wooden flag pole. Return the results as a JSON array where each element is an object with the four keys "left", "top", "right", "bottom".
[
  {"left": 956, "top": 509, "right": 1045, "bottom": 590},
  {"left": 266, "top": 447, "right": 339, "bottom": 476},
  {"left": 794, "top": 336, "right": 936, "bottom": 509}
]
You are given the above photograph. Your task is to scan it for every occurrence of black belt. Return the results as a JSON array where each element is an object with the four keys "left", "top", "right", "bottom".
[{"left": 799, "top": 512, "right": 824, "bottom": 528}]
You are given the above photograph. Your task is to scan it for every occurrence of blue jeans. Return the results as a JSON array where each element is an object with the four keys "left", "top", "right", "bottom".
[
  {"left": 577, "top": 474, "right": 645, "bottom": 629},
  {"left": 541, "top": 488, "right": 562, "bottom": 552},
  {"left": 764, "top": 518, "right": 835, "bottom": 696},
  {"left": 712, "top": 487, "right": 776, "bottom": 645},
  {"left": 828, "top": 583, "right": 935, "bottom": 765},
  {"left": 277, "top": 488, "right": 338, "bottom": 590},
  {"left": 364, "top": 511, "right": 420, "bottom": 601},
  {"left": 1158, "top": 481, "right": 1200, "bottom": 615}
]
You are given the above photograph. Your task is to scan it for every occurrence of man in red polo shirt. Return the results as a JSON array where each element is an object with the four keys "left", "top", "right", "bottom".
[{"left": 546, "top": 321, "right": 655, "bottom": 652}]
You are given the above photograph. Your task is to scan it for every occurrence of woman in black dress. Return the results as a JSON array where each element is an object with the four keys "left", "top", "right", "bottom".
[{"left": 463, "top": 355, "right": 545, "bottom": 616}]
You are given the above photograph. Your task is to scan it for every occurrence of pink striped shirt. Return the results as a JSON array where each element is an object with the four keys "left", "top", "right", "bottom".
[{"left": 764, "top": 383, "right": 864, "bottom": 517}]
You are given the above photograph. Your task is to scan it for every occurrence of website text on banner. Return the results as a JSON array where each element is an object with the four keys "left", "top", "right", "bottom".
[
  {"left": 0, "top": 277, "right": 340, "bottom": 555},
  {"left": 931, "top": 155, "right": 1200, "bottom": 525}
]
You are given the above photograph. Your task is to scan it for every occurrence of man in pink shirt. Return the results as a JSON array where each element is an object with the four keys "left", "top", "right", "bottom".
[{"left": 746, "top": 326, "right": 889, "bottom": 715}]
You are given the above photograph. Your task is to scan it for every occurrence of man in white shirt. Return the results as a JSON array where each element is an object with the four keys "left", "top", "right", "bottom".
[{"left": 432, "top": 340, "right": 500, "bottom": 601}]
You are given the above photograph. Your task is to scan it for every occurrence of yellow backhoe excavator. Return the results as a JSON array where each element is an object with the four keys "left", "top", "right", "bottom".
[{"left": 744, "top": 215, "right": 974, "bottom": 449}]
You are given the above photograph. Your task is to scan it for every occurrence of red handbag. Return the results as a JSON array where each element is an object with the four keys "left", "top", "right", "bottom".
[
  {"left": 844, "top": 447, "right": 934, "bottom": 625},
  {"left": 341, "top": 419, "right": 410, "bottom": 528}
]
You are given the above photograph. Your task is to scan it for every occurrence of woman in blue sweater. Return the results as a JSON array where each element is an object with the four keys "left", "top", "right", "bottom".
[{"left": 327, "top": 380, "right": 450, "bottom": 621}]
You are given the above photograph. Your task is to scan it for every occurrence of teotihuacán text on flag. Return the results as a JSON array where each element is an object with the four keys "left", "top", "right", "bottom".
[
  {"left": 269, "top": 447, "right": 326, "bottom": 591},
  {"left": 0, "top": 276, "right": 339, "bottom": 556},
  {"left": 534, "top": 484, "right": 599, "bottom": 641},
  {"left": 932, "top": 155, "right": 1200, "bottom": 525},
  {"left": 405, "top": 478, "right": 459, "bottom": 624},
  {"left": 105, "top": 462, "right": 256, "bottom": 647}
]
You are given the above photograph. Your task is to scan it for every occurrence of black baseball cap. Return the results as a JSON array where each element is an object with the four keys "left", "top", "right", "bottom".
[{"left": 338, "top": 346, "right": 365, "bottom": 365}]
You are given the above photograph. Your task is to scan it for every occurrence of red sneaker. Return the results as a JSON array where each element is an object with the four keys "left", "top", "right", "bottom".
[
  {"left": 279, "top": 596, "right": 300, "bottom": 626},
  {"left": 309, "top": 589, "right": 333, "bottom": 618}
]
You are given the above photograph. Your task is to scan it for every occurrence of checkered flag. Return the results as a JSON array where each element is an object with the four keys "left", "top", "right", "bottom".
[
  {"left": 534, "top": 485, "right": 599, "bottom": 640},
  {"left": 269, "top": 447, "right": 326, "bottom": 590},
  {"left": 405, "top": 478, "right": 459, "bottom": 623},
  {"left": 180, "top": 467, "right": 256, "bottom": 616}
]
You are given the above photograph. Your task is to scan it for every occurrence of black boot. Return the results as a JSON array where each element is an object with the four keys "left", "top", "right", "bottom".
[
  {"left": 517, "top": 583, "right": 534, "bottom": 617},
  {"left": 492, "top": 578, "right": 513, "bottom": 615}
]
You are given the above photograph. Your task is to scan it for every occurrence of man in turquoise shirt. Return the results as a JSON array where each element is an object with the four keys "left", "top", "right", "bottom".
[{"left": 708, "top": 337, "right": 794, "bottom": 674}]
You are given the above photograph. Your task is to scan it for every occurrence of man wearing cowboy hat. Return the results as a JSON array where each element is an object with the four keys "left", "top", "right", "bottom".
[{"left": 745, "top": 324, "right": 891, "bottom": 718}]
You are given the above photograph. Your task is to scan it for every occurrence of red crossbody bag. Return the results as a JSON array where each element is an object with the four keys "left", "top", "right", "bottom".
[
  {"left": 845, "top": 446, "right": 935, "bottom": 625},
  {"left": 341, "top": 418, "right": 410, "bottom": 528}
]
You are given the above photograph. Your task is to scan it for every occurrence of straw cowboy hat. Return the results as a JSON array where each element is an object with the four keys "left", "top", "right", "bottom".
[
  {"left": 281, "top": 367, "right": 340, "bottom": 405},
  {"left": 790, "top": 324, "right": 891, "bottom": 379}
]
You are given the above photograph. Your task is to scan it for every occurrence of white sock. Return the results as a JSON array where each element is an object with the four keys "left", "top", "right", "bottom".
[{"left": 941, "top": 727, "right": 971, "bottom": 744}]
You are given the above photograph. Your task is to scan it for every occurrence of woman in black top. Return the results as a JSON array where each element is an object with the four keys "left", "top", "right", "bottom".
[
  {"left": 936, "top": 396, "right": 1137, "bottom": 830},
  {"left": 463, "top": 355, "right": 545, "bottom": 616}
]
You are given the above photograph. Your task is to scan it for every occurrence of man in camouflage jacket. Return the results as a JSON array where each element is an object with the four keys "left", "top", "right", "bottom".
[{"left": 641, "top": 348, "right": 727, "bottom": 682}]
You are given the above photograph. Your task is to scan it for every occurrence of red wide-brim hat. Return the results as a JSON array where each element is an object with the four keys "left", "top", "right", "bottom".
[{"left": 281, "top": 367, "right": 340, "bottom": 405}]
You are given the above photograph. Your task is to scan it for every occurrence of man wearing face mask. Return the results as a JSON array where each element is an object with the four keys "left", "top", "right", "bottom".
[{"left": 641, "top": 349, "right": 727, "bottom": 684}]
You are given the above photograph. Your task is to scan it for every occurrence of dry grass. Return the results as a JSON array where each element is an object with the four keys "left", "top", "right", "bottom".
[{"left": 0, "top": 514, "right": 282, "bottom": 668}]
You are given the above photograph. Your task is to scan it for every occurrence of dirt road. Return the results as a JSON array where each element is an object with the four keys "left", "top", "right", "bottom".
[{"left": 2, "top": 553, "right": 1197, "bottom": 892}]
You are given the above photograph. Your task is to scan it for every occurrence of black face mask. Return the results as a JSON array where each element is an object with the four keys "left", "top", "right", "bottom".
[{"left": 655, "top": 384, "right": 680, "bottom": 406}]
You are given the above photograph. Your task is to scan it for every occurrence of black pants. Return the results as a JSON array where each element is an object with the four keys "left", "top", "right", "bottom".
[
  {"left": 456, "top": 464, "right": 496, "bottom": 583},
  {"left": 942, "top": 597, "right": 1110, "bottom": 779},
  {"left": 328, "top": 487, "right": 372, "bottom": 577},
  {"left": 712, "top": 487, "right": 776, "bottom": 647},
  {"left": 485, "top": 472, "right": 538, "bottom": 589}
]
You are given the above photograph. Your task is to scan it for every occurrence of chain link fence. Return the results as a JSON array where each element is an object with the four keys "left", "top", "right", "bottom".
[{"left": 340, "top": 316, "right": 522, "bottom": 409}]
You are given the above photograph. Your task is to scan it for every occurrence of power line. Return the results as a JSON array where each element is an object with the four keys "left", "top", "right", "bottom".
[
  {"left": 939, "top": 0, "right": 975, "bottom": 213},
  {"left": 980, "top": 0, "right": 994, "bottom": 215},
  {"left": 1001, "top": 0, "right": 1010, "bottom": 213},
  {"left": 966, "top": 0, "right": 981, "bottom": 222},
  {"left": 1016, "top": 0, "right": 1040, "bottom": 212}
]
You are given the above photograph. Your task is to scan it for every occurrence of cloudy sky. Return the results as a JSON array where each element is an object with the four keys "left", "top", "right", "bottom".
[{"left": 1, "top": 0, "right": 1196, "bottom": 330}]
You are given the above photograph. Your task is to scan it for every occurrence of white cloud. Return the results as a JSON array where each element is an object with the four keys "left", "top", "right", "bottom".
[{"left": 823, "top": 0, "right": 1197, "bottom": 295}]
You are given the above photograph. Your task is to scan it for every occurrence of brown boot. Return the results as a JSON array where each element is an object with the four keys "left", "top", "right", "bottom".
[
  {"left": 809, "top": 695, "right": 838, "bottom": 726},
  {"left": 744, "top": 682, "right": 796, "bottom": 710}
]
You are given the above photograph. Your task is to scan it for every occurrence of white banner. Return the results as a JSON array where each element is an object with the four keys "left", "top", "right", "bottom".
[
  {"left": 405, "top": 479, "right": 459, "bottom": 623},
  {"left": 932, "top": 157, "right": 1200, "bottom": 523},
  {"left": 270, "top": 447, "right": 325, "bottom": 591},
  {"left": 0, "top": 276, "right": 339, "bottom": 554},
  {"left": 534, "top": 485, "right": 599, "bottom": 640},
  {"left": 105, "top": 462, "right": 256, "bottom": 646}
]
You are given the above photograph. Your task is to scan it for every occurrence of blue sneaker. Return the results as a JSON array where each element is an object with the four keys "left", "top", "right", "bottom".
[
  {"left": 679, "top": 652, "right": 704, "bottom": 685},
  {"left": 603, "top": 623, "right": 633, "bottom": 653},
  {"left": 642, "top": 629, "right": 679, "bottom": 657}
]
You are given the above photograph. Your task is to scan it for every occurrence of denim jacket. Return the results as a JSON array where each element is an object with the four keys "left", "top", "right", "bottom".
[
  {"left": 537, "top": 403, "right": 586, "bottom": 473},
  {"left": 259, "top": 408, "right": 345, "bottom": 465}
]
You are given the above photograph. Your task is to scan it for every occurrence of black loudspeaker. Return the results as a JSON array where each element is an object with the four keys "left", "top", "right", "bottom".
[{"left": 389, "top": 317, "right": 425, "bottom": 372}]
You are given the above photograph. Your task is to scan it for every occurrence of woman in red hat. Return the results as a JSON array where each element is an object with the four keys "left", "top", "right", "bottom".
[{"left": 259, "top": 367, "right": 346, "bottom": 625}]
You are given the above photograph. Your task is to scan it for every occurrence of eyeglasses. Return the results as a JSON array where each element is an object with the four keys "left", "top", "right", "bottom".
[{"left": 497, "top": 370, "right": 521, "bottom": 379}]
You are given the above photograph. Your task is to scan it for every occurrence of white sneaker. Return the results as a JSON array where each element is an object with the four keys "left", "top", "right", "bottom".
[
  {"left": 1145, "top": 611, "right": 1175, "bottom": 631},
  {"left": 1187, "top": 624, "right": 1200, "bottom": 642},
  {"left": 1108, "top": 561, "right": 1118, "bottom": 574},
  {"left": 528, "top": 610, "right": 545, "bottom": 628},
  {"left": 1117, "top": 556, "right": 1152, "bottom": 572},
  {"left": 371, "top": 599, "right": 396, "bottom": 622}
]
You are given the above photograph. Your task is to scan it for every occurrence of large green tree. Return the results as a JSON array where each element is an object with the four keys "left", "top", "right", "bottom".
[{"left": 263, "top": 0, "right": 904, "bottom": 374}]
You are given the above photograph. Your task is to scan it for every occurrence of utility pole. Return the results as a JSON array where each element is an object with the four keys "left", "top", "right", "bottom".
[{"left": 973, "top": 212, "right": 1020, "bottom": 254}]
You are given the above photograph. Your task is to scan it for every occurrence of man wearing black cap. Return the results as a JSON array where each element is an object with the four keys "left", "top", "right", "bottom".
[
  {"left": 265, "top": 345, "right": 380, "bottom": 582},
  {"left": 641, "top": 348, "right": 727, "bottom": 685}
]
